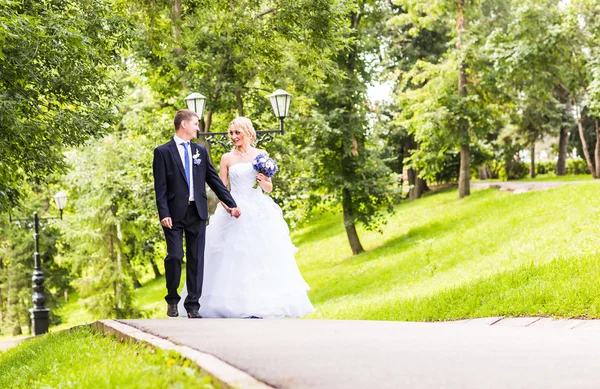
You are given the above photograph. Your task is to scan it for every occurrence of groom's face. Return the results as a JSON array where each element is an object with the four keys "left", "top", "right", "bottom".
[{"left": 181, "top": 117, "right": 200, "bottom": 140}]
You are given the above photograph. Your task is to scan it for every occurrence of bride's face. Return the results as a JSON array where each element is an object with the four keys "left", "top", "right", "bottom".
[{"left": 229, "top": 127, "right": 251, "bottom": 147}]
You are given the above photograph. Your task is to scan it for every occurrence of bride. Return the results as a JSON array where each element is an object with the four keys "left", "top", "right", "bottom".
[{"left": 199, "top": 117, "right": 314, "bottom": 318}]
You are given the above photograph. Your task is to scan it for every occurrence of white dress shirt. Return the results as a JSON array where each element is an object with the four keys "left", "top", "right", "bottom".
[{"left": 173, "top": 135, "right": 195, "bottom": 201}]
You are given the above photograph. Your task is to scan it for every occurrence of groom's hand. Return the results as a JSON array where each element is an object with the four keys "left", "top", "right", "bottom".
[{"left": 160, "top": 217, "right": 173, "bottom": 229}]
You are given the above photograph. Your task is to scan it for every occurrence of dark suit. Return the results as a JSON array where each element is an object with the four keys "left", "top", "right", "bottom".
[{"left": 153, "top": 139, "right": 236, "bottom": 312}]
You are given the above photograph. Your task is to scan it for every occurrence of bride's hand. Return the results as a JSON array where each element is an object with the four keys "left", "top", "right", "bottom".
[{"left": 256, "top": 173, "right": 272, "bottom": 192}]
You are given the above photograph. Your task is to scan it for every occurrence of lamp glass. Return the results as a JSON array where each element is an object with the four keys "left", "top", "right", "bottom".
[
  {"left": 268, "top": 90, "right": 292, "bottom": 118},
  {"left": 53, "top": 191, "right": 68, "bottom": 211},
  {"left": 184, "top": 93, "right": 207, "bottom": 118}
]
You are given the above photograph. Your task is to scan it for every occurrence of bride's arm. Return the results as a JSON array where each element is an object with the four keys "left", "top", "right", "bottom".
[{"left": 219, "top": 153, "right": 232, "bottom": 211}]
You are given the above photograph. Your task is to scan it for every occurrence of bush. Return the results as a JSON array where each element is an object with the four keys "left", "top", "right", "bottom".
[
  {"left": 536, "top": 161, "right": 556, "bottom": 175},
  {"left": 566, "top": 158, "right": 588, "bottom": 175},
  {"left": 506, "top": 160, "right": 529, "bottom": 180}
]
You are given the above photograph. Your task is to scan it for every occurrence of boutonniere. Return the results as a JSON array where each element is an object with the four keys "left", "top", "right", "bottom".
[{"left": 192, "top": 150, "right": 202, "bottom": 166}]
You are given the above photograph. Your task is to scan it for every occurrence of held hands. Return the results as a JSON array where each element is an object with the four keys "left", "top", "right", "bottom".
[
  {"left": 221, "top": 202, "right": 241, "bottom": 219},
  {"left": 229, "top": 207, "right": 241, "bottom": 218}
]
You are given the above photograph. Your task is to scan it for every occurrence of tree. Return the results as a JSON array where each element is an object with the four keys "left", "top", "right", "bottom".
[
  {"left": 394, "top": 0, "right": 503, "bottom": 198},
  {"left": 377, "top": 2, "right": 450, "bottom": 199},
  {"left": 485, "top": 0, "right": 569, "bottom": 178},
  {"left": 58, "top": 133, "right": 151, "bottom": 318},
  {"left": 311, "top": 0, "right": 396, "bottom": 255},
  {"left": 560, "top": 0, "right": 600, "bottom": 177},
  {"left": 0, "top": 0, "right": 130, "bottom": 211}
]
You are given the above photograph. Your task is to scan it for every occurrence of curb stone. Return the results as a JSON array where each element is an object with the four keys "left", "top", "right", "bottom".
[{"left": 90, "top": 319, "right": 274, "bottom": 389}]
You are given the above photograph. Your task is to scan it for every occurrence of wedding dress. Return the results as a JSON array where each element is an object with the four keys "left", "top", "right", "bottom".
[{"left": 198, "top": 162, "right": 314, "bottom": 318}]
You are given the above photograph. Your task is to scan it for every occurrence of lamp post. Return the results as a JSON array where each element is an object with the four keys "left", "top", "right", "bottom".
[
  {"left": 11, "top": 191, "right": 67, "bottom": 335},
  {"left": 186, "top": 89, "right": 292, "bottom": 147}
]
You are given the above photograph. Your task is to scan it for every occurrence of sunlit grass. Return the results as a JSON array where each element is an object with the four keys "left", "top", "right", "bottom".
[
  {"left": 31, "top": 182, "right": 600, "bottom": 333},
  {"left": 294, "top": 183, "right": 600, "bottom": 321},
  {"left": 0, "top": 326, "right": 215, "bottom": 388}
]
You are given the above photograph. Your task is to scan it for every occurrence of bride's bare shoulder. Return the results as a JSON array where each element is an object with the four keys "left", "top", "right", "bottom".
[
  {"left": 220, "top": 151, "right": 235, "bottom": 165},
  {"left": 256, "top": 148, "right": 269, "bottom": 157}
]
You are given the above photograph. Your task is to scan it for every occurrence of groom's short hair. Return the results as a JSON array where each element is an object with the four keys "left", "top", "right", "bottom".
[{"left": 174, "top": 109, "right": 199, "bottom": 130}]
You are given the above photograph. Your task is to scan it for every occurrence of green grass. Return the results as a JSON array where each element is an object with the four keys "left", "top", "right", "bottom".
[
  {"left": 35, "top": 182, "right": 600, "bottom": 329},
  {"left": 294, "top": 183, "right": 600, "bottom": 321},
  {"left": 0, "top": 326, "right": 215, "bottom": 388}
]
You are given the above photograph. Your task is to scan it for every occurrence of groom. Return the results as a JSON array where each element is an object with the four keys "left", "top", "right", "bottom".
[{"left": 153, "top": 109, "right": 240, "bottom": 318}]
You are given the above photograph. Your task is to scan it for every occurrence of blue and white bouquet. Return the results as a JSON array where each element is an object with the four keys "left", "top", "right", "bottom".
[{"left": 252, "top": 154, "right": 278, "bottom": 188}]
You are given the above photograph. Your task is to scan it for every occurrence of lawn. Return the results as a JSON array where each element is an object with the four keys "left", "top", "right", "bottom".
[
  {"left": 36, "top": 181, "right": 600, "bottom": 332},
  {"left": 0, "top": 326, "right": 215, "bottom": 388},
  {"left": 294, "top": 182, "right": 600, "bottom": 320}
]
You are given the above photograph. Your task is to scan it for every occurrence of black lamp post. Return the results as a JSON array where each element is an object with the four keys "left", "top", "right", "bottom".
[
  {"left": 12, "top": 191, "right": 67, "bottom": 335},
  {"left": 186, "top": 89, "right": 292, "bottom": 147}
]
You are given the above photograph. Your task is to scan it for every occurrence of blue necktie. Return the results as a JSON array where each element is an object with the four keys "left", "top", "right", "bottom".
[{"left": 181, "top": 142, "right": 191, "bottom": 190}]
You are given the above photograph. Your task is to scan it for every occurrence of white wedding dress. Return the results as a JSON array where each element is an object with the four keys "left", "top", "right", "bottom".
[{"left": 198, "top": 162, "right": 314, "bottom": 318}]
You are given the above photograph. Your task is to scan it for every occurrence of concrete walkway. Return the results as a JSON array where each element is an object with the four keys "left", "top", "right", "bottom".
[
  {"left": 98, "top": 317, "right": 600, "bottom": 389},
  {"left": 471, "top": 180, "right": 597, "bottom": 193}
]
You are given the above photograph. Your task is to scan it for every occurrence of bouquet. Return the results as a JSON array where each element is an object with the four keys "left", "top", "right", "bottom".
[{"left": 252, "top": 154, "right": 278, "bottom": 188}]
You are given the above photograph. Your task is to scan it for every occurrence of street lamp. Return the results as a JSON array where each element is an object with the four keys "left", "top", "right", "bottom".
[
  {"left": 53, "top": 191, "right": 67, "bottom": 219},
  {"left": 11, "top": 191, "right": 67, "bottom": 335},
  {"left": 184, "top": 92, "right": 207, "bottom": 119},
  {"left": 191, "top": 89, "right": 292, "bottom": 148},
  {"left": 268, "top": 89, "right": 292, "bottom": 135}
]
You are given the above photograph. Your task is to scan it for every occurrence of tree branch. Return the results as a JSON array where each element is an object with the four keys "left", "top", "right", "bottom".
[{"left": 255, "top": 8, "right": 276, "bottom": 19}]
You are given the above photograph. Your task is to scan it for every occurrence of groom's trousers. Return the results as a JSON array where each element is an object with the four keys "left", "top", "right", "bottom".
[{"left": 162, "top": 201, "right": 206, "bottom": 313}]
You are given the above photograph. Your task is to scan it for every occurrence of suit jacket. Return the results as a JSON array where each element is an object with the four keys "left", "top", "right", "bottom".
[{"left": 153, "top": 139, "right": 236, "bottom": 221}]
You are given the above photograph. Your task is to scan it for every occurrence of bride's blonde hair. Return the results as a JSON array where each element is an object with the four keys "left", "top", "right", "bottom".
[{"left": 229, "top": 117, "right": 256, "bottom": 144}]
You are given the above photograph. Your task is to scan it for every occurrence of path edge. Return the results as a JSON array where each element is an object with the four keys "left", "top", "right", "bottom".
[{"left": 90, "top": 319, "right": 274, "bottom": 389}]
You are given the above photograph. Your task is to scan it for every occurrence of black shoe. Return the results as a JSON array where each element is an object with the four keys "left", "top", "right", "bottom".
[
  {"left": 245, "top": 316, "right": 263, "bottom": 319},
  {"left": 167, "top": 304, "right": 179, "bottom": 318},
  {"left": 187, "top": 310, "right": 202, "bottom": 319}
]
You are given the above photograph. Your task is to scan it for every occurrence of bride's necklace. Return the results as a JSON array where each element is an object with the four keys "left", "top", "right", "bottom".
[{"left": 234, "top": 148, "right": 250, "bottom": 157}]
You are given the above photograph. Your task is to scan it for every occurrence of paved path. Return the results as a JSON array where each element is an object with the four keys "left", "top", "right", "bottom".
[
  {"left": 0, "top": 337, "right": 28, "bottom": 352},
  {"left": 471, "top": 180, "right": 596, "bottom": 193},
  {"left": 116, "top": 317, "right": 600, "bottom": 389}
]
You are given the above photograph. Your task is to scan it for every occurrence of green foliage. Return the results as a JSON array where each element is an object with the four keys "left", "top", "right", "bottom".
[
  {"left": 0, "top": 326, "right": 216, "bottom": 388},
  {"left": 58, "top": 132, "right": 159, "bottom": 319},
  {"left": 127, "top": 0, "right": 349, "bottom": 120},
  {"left": 484, "top": 0, "right": 567, "bottom": 152},
  {"left": 0, "top": 0, "right": 131, "bottom": 211}
]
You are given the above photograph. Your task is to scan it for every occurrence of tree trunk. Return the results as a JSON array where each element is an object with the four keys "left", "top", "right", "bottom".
[
  {"left": 529, "top": 145, "right": 536, "bottom": 178},
  {"left": 458, "top": 143, "right": 470, "bottom": 197},
  {"left": 478, "top": 164, "right": 488, "bottom": 180},
  {"left": 595, "top": 120, "right": 600, "bottom": 178},
  {"left": 576, "top": 117, "right": 596, "bottom": 178},
  {"left": 151, "top": 258, "right": 162, "bottom": 279},
  {"left": 342, "top": 188, "right": 364, "bottom": 255},
  {"left": 557, "top": 127, "right": 568, "bottom": 175},
  {"left": 408, "top": 168, "right": 427, "bottom": 200},
  {"left": 457, "top": 0, "right": 470, "bottom": 198},
  {"left": 234, "top": 86, "right": 244, "bottom": 116}
]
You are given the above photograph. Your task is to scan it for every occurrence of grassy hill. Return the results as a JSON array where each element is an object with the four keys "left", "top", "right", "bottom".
[
  {"left": 296, "top": 182, "right": 600, "bottom": 320},
  {"left": 52, "top": 182, "right": 600, "bottom": 328}
]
